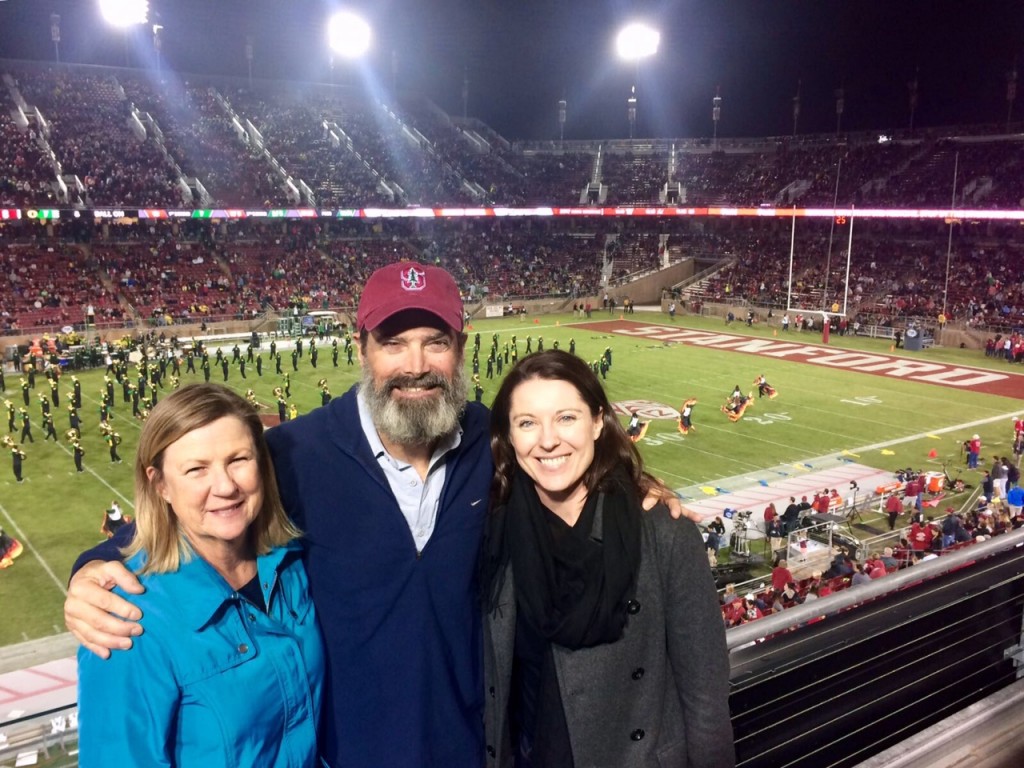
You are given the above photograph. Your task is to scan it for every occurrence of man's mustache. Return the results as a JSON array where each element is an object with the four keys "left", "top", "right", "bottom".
[{"left": 384, "top": 373, "right": 450, "bottom": 393}]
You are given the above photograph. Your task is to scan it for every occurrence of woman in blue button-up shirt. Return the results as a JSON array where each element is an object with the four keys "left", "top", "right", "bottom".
[{"left": 78, "top": 384, "right": 325, "bottom": 767}]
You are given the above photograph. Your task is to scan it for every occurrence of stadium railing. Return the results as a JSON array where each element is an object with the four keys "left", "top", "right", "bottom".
[
  {"left": 2, "top": 530, "right": 1021, "bottom": 767},
  {"left": 727, "top": 527, "right": 1024, "bottom": 768}
]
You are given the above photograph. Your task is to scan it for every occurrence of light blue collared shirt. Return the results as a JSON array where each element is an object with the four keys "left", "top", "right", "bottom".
[{"left": 356, "top": 388, "right": 462, "bottom": 552}]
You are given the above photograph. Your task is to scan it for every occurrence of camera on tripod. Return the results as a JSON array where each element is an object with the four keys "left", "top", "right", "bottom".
[
  {"left": 725, "top": 509, "right": 754, "bottom": 557},
  {"left": 731, "top": 509, "right": 754, "bottom": 530}
]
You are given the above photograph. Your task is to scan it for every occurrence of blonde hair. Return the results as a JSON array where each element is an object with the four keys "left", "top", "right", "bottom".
[{"left": 124, "top": 383, "right": 299, "bottom": 574}]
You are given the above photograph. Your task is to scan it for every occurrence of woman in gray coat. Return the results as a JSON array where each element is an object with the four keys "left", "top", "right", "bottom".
[{"left": 482, "top": 350, "right": 734, "bottom": 768}]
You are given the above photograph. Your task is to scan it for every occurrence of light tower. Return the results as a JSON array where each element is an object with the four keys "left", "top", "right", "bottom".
[
  {"left": 152, "top": 24, "right": 163, "bottom": 80},
  {"left": 327, "top": 10, "right": 372, "bottom": 61},
  {"left": 616, "top": 22, "right": 660, "bottom": 139},
  {"left": 245, "top": 35, "right": 255, "bottom": 88},
  {"left": 50, "top": 14, "right": 61, "bottom": 64},
  {"left": 712, "top": 88, "right": 722, "bottom": 151},
  {"left": 97, "top": 0, "right": 149, "bottom": 27},
  {"left": 792, "top": 81, "right": 801, "bottom": 136},
  {"left": 97, "top": 0, "right": 149, "bottom": 67},
  {"left": 834, "top": 86, "right": 845, "bottom": 136},
  {"left": 907, "top": 69, "right": 919, "bottom": 134},
  {"left": 1007, "top": 65, "right": 1018, "bottom": 130}
]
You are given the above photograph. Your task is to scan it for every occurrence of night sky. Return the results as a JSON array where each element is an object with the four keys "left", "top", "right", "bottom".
[{"left": 1, "top": 0, "right": 1022, "bottom": 141}]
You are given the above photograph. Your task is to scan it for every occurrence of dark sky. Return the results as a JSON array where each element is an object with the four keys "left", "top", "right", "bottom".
[{"left": 1, "top": 0, "right": 1022, "bottom": 141}]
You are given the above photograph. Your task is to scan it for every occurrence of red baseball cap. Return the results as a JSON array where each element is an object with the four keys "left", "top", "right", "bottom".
[{"left": 357, "top": 262, "right": 464, "bottom": 333}]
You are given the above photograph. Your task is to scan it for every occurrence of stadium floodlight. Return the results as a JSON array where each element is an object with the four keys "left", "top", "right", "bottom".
[
  {"left": 615, "top": 22, "right": 660, "bottom": 63},
  {"left": 327, "top": 11, "right": 372, "bottom": 60},
  {"left": 98, "top": 0, "right": 149, "bottom": 28}
]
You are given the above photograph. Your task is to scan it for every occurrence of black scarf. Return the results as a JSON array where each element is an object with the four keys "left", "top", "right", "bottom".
[{"left": 484, "top": 469, "right": 642, "bottom": 650}]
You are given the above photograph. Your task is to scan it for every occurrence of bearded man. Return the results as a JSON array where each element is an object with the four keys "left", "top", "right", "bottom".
[{"left": 66, "top": 262, "right": 489, "bottom": 767}]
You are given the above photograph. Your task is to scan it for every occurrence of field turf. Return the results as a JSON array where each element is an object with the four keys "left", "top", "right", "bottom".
[{"left": 0, "top": 311, "right": 1020, "bottom": 647}]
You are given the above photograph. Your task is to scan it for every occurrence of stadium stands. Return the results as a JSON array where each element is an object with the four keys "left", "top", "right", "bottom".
[{"left": 1, "top": 62, "right": 1023, "bottom": 337}]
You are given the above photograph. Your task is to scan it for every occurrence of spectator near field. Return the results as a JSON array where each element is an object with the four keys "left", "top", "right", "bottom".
[
  {"left": 967, "top": 434, "right": 982, "bottom": 469},
  {"left": 885, "top": 491, "right": 903, "bottom": 531}
]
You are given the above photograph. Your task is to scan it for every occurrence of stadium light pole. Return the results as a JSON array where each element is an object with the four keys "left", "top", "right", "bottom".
[
  {"left": 246, "top": 36, "right": 254, "bottom": 89},
  {"left": 712, "top": 88, "right": 722, "bottom": 151},
  {"left": 98, "top": 0, "right": 149, "bottom": 27},
  {"left": 834, "top": 86, "right": 845, "bottom": 136},
  {"left": 1006, "top": 65, "right": 1018, "bottom": 130},
  {"left": 152, "top": 24, "right": 163, "bottom": 80},
  {"left": 907, "top": 69, "right": 919, "bottom": 134},
  {"left": 50, "top": 14, "right": 61, "bottom": 64},
  {"left": 327, "top": 10, "right": 372, "bottom": 63},
  {"left": 792, "top": 81, "right": 801, "bottom": 136},
  {"left": 616, "top": 22, "right": 660, "bottom": 139},
  {"left": 98, "top": 0, "right": 149, "bottom": 67}
]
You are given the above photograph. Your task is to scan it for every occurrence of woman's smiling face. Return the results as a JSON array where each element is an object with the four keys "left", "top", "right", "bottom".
[{"left": 508, "top": 377, "right": 603, "bottom": 522}]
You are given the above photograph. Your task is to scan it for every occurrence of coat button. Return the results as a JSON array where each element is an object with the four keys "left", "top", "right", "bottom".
[
  {"left": 626, "top": 600, "right": 641, "bottom": 615},
  {"left": 486, "top": 745, "right": 495, "bottom": 757},
  {"left": 631, "top": 667, "right": 645, "bottom": 680},
  {"left": 489, "top": 686, "right": 495, "bottom": 697},
  {"left": 630, "top": 728, "right": 645, "bottom": 741},
  {"left": 238, "top": 643, "right": 249, "bottom": 654}
]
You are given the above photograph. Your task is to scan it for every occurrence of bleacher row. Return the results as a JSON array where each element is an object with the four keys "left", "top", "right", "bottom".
[
  {"left": 0, "top": 64, "right": 1021, "bottom": 335},
  {"left": 3, "top": 63, "right": 1024, "bottom": 211},
  {"left": 722, "top": 504, "right": 1024, "bottom": 630},
  {"left": 1, "top": 215, "right": 1023, "bottom": 338}
]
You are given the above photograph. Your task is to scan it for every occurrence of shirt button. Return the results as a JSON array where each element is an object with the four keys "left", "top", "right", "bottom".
[
  {"left": 630, "top": 728, "right": 645, "bottom": 741},
  {"left": 248, "top": 614, "right": 256, "bottom": 622},
  {"left": 238, "top": 643, "right": 249, "bottom": 654},
  {"left": 626, "top": 600, "right": 641, "bottom": 615},
  {"left": 631, "top": 667, "right": 645, "bottom": 680}
]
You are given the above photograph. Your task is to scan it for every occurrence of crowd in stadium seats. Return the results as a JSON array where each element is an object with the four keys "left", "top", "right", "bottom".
[
  {"left": 602, "top": 152, "right": 669, "bottom": 204},
  {"left": 0, "top": 92, "right": 56, "bottom": 207},
  {"left": 12, "top": 69, "right": 184, "bottom": 207},
  {"left": 0, "top": 244, "right": 123, "bottom": 332},
  {"left": 6, "top": 63, "right": 1024, "bottom": 211},
  {"left": 1, "top": 63, "right": 1023, "bottom": 334},
  {"left": 0, "top": 211, "right": 1021, "bottom": 336},
  {"left": 721, "top": 497, "right": 1024, "bottom": 630}
]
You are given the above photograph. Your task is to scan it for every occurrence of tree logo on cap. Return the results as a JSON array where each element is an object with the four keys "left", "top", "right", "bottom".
[{"left": 401, "top": 266, "right": 426, "bottom": 292}]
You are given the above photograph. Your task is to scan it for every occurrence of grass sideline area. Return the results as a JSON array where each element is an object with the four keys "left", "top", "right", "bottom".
[{"left": 0, "top": 311, "right": 1020, "bottom": 648}]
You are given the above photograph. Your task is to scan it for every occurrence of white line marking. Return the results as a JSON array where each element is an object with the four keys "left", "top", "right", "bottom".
[{"left": 0, "top": 500, "right": 68, "bottom": 597}]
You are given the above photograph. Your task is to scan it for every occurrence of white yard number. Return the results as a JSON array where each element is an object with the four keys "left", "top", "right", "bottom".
[
  {"left": 745, "top": 412, "right": 791, "bottom": 425},
  {"left": 840, "top": 396, "right": 883, "bottom": 406}
]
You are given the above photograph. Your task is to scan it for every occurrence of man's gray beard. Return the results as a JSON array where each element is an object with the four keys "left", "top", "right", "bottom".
[{"left": 361, "top": 364, "right": 468, "bottom": 447}]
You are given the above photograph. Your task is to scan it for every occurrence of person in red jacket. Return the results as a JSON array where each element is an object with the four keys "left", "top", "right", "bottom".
[
  {"left": 771, "top": 559, "right": 794, "bottom": 591},
  {"left": 967, "top": 434, "right": 982, "bottom": 469},
  {"left": 909, "top": 519, "right": 934, "bottom": 551},
  {"left": 885, "top": 492, "right": 904, "bottom": 531}
]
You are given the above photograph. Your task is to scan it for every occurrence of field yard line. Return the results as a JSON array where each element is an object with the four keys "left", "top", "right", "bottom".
[
  {"left": 846, "top": 411, "right": 1019, "bottom": 454},
  {"left": 686, "top": 410, "right": 1021, "bottom": 494},
  {"left": 0, "top": 501, "right": 68, "bottom": 597}
]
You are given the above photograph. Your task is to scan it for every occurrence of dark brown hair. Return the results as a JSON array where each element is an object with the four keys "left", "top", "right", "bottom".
[{"left": 489, "top": 349, "right": 649, "bottom": 507}]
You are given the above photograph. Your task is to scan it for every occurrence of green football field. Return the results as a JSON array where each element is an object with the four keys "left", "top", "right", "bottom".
[{"left": 1, "top": 311, "right": 1021, "bottom": 648}]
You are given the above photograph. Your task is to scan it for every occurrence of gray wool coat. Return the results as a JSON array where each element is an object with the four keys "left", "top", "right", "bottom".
[{"left": 483, "top": 502, "right": 736, "bottom": 768}]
